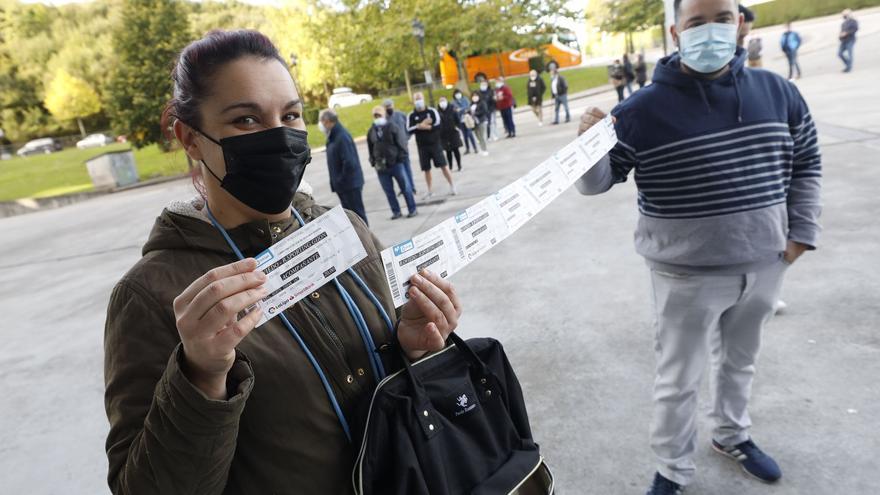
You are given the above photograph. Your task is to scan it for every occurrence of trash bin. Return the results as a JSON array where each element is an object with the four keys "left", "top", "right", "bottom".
[{"left": 85, "top": 150, "right": 139, "bottom": 189}]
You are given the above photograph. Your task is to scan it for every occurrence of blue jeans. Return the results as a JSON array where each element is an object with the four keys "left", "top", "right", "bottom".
[
  {"left": 337, "top": 187, "right": 367, "bottom": 225},
  {"left": 553, "top": 94, "right": 570, "bottom": 123},
  {"left": 402, "top": 153, "right": 416, "bottom": 193},
  {"left": 839, "top": 38, "right": 855, "bottom": 71},
  {"left": 500, "top": 107, "right": 515, "bottom": 136},
  {"left": 458, "top": 121, "right": 477, "bottom": 152},
  {"left": 377, "top": 163, "right": 416, "bottom": 215}
]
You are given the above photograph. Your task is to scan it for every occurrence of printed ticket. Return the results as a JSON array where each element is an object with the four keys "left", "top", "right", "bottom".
[
  {"left": 381, "top": 116, "right": 617, "bottom": 307},
  {"left": 253, "top": 205, "right": 366, "bottom": 324}
]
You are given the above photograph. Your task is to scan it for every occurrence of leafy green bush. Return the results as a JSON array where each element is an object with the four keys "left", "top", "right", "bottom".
[{"left": 752, "top": 0, "right": 880, "bottom": 27}]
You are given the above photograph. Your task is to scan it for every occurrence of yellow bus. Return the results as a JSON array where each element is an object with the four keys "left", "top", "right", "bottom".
[{"left": 439, "top": 31, "right": 582, "bottom": 85}]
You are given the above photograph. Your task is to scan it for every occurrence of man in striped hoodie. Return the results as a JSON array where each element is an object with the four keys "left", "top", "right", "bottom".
[{"left": 575, "top": 0, "right": 821, "bottom": 493}]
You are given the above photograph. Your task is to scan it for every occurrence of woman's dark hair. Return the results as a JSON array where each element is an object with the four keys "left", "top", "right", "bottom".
[{"left": 160, "top": 29, "right": 288, "bottom": 140}]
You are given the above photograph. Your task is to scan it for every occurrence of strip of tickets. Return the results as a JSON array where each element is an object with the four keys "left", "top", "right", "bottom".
[
  {"left": 253, "top": 205, "right": 366, "bottom": 325},
  {"left": 381, "top": 115, "right": 617, "bottom": 307}
]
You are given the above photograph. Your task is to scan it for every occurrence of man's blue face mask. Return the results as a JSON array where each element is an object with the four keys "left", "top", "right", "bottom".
[{"left": 678, "top": 22, "right": 738, "bottom": 74}]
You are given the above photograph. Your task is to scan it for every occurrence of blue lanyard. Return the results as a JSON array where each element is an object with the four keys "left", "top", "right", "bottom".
[{"left": 205, "top": 206, "right": 394, "bottom": 442}]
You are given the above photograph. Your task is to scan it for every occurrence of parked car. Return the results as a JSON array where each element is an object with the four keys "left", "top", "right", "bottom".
[
  {"left": 76, "top": 133, "right": 114, "bottom": 149},
  {"left": 328, "top": 87, "right": 373, "bottom": 109},
  {"left": 16, "top": 137, "right": 62, "bottom": 157}
]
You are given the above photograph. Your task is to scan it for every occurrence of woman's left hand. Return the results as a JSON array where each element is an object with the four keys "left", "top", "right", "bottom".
[{"left": 397, "top": 269, "right": 462, "bottom": 361}]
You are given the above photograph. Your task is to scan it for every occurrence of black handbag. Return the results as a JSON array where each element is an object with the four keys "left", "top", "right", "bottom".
[{"left": 352, "top": 333, "right": 554, "bottom": 495}]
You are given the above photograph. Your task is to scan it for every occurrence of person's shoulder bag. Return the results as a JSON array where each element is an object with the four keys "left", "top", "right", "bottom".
[{"left": 353, "top": 332, "right": 554, "bottom": 495}]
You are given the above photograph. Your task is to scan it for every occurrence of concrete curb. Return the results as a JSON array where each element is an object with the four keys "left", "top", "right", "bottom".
[{"left": 0, "top": 174, "right": 188, "bottom": 219}]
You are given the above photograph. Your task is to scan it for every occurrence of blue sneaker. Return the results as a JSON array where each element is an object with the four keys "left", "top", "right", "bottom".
[
  {"left": 712, "top": 438, "right": 782, "bottom": 483},
  {"left": 646, "top": 472, "right": 684, "bottom": 495}
]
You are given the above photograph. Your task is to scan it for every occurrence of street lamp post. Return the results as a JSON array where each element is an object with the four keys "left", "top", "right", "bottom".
[
  {"left": 411, "top": 18, "right": 435, "bottom": 107},
  {"left": 289, "top": 52, "right": 304, "bottom": 102}
]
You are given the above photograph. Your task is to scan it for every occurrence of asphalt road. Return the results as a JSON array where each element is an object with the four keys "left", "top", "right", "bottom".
[{"left": 1, "top": 8, "right": 878, "bottom": 494}]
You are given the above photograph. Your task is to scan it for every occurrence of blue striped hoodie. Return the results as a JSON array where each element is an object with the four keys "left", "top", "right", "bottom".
[{"left": 577, "top": 48, "right": 821, "bottom": 273}]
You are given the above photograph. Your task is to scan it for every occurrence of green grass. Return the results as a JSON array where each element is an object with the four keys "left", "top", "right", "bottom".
[
  {"left": 0, "top": 66, "right": 610, "bottom": 201},
  {"left": 752, "top": 0, "right": 880, "bottom": 27},
  {"left": 0, "top": 143, "right": 189, "bottom": 201}
]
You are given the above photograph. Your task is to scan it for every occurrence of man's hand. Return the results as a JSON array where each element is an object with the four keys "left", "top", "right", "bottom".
[
  {"left": 578, "top": 107, "right": 612, "bottom": 136},
  {"left": 783, "top": 240, "right": 809, "bottom": 264},
  {"left": 397, "top": 270, "right": 462, "bottom": 361}
]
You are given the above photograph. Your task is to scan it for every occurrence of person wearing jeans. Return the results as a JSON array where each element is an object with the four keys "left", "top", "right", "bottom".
[
  {"left": 470, "top": 93, "right": 489, "bottom": 156},
  {"left": 838, "top": 9, "right": 859, "bottom": 72},
  {"left": 780, "top": 22, "right": 802, "bottom": 80},
  {"left": 367, "top": 106, "right": 417, "bottom": 219},
  {"left": 549, "top": 62, "right": 570, "bottom": 124},
  {"left": 453, "top": 90, "right": 478, "bottom": 153}
]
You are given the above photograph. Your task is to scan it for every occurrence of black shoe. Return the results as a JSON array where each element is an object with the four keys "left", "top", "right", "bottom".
[
  {"left": 390, "top": 213, "right": 402, "bottom": 220},
  {"left": 463, "top": 150, "right": 471, "bottom": 155},
  {"left": 551, "top": 121, "right": 559, "bottom": 125},
  {"left": 564, "top": 118, "right": 570, "bottom": 123},
  {"left": 645, "top": 472, "right": 683, "bottom": 495},
  {"left": 406, "top": 210, "right": 418, "bottom": 218}
]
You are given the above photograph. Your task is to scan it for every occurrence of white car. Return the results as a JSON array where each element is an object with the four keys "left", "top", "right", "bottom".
[
  {"left": 16, "top": 137, "right": 63, "bottom": 157},
  {"left": 328, "top": 87, "right": 373, "bottom": 109},
  {"left": 76, "top": 133, "right": 114, "bottom": 149}
]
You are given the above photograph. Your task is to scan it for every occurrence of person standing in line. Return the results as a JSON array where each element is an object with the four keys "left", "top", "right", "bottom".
[
  {"left": 526, "top": 69, "right": 546, "bottom": 126},
  {"left": 737, "top": 5, "right": 762, "bottom": 68},
  {"left": 623, "top": 54, "right": 636, "bottom": 95},
  {"left": 407, "top": 91, "right": 456, "bottom": 199},
  {"left": 610, "top": 59, "right": 626, "bottom": 103},
  {"left": 382, "top": 99, "right": 417, "bottom": 195},
  {"left": 780, "top": 21, "right": 802, "bottom": 80},
  {"left": 453, "top": 89, "right": 478, "bottom": 154},
  {"left": 367, "top": 105, "right": 417, "bottom": 219},
  {"left": 494, "top": 76, "right": 516, "bottom": 138},
  {"left": 838, "top": 9, "right": 859, "bottom": 73},
  {"left": 437, "top": 96, "right": 464, "bottom": 171},
  {"left": 470, "top": 92, "right": 490, "bottom": 156},
  {"left": 549, "top": 62, "right": 570, "bottom": 125},
  {"left": 576, "top": 0, "right": 822, "bottom": 493},
  {"left": 635, "top": 54, "right": 649, "bottom": 88},
  {"left": 477, "top": 77, "right": 498, "bottom": 140},
  {"left": 319, "top": 110, "right": 367, "bottom": 225}
]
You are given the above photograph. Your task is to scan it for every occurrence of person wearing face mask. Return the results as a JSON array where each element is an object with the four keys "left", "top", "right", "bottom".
[
  {"left": 367, "top": 105, "right": 417, "bottom": 219},
  {"left": 476, "top": 77, "right": 497, "bottom": 140},
  {"left": 494, "top": 77, "right": 516, "bottom": 138},
  {"left": 526, "top": 69, "right": 546, "bottom": 126},
  {"left": 103, "top": 30, "right": 465, "bottom": 494},
  {"left": 838, "top": 9, "right": 859, "bottom": 73},
  {"left": 382, "top": 99, "right": 416, "bottom": 194},
  {"left": 470, "top": 92, "right": 490, "bottom": 156},
  {"left": 548, "top": 61, "right": 570, "bottom": 125},
  {"left": 574, "top": 1, "right": 822, "bottom": 493},
  {"left": 452, "top": 90, "right": 478, "bottom": 154},
  {"left": 407, "top": 91, "right": 456, "bottom": 198},
  {"left": 437, "top": 97, "right": 464, "bottom": 171},
  {"left": 319, "top": 110, "right": 367, "bottom": 225}
]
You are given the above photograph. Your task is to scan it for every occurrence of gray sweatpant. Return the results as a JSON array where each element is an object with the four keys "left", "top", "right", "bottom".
[{"left": 648, "top": 258, "right": 788, "bottom": 486}]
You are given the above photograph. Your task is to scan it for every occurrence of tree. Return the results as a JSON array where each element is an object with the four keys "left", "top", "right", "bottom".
[
  {"left": 105, "top": 0, "right": 190, "bottom": 149},
  {"left": 44, "top": 70, "right": 101, "bottom": 137},
  {"left": 590, "top": 0, "right": 664, "bottom": 53}
]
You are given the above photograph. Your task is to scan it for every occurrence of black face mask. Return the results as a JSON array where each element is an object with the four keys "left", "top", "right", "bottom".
[
  {"left": 196, "top": 126, "right": 312, "bottom": 214},
  {"left": 385, "top": 107, "right": 394, "bottom": 117}
]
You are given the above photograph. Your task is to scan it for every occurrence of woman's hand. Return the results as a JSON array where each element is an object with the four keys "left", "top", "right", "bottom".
[
  {"left": 397, "top": 270, "right": 462, "bottom": 361},
  {"left": 173, "top": 259, "right": 267, "bottom": 400}
]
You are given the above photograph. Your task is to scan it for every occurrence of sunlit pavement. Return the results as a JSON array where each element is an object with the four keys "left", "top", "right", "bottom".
[{"left": 1, "top": 8, "right": 879, "bottom": 494}]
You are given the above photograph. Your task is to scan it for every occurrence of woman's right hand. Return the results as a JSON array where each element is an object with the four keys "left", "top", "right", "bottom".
[
  {"left": 173, "top": 258, "right": 267, "bottom": 400},
  {"left": 578, "top": 106, "right": 608, "bottom": 136}
]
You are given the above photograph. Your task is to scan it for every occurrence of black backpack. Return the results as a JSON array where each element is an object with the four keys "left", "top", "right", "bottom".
[{"left": 353, "top": 333, "right": 554, "bottom": 495}]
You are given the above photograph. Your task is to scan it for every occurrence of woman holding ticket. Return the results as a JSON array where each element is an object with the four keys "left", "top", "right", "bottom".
[{"left": 102, "top": 30, "right": 462, "bottom": 494}]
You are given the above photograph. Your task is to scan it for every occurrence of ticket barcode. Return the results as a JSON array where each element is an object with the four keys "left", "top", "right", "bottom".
[{"left": 384, "top": 260, "right": 401, "bottom": 301}]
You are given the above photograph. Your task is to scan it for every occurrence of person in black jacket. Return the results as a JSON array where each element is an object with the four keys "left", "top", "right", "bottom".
[
  {"left": 407, "top": 91, "right": 456, "bottom": 199},
  {"left": 470, "top": 92, "right": 489, "bottom": 156},
  {"left": 476, "top": 77, "right": 498, "bottom": 140},
  {"left": 623, "top": 53, "right": 636, "bottom": 95},
  {"left": 526, "top": 69, "right": 546, "bottom": 126},
  {"left": 635, "top": 54, "right": 648, "bottom": 88},
  {"left": 367, "top": 106, "right": 417, "bottom": 219},
  {"left": 319, "top": 110, "right": 367, "bottom": 224},
  {"left": 437, "top": 96, "right": 464, "bottom": 171},
  {"left": 549, "top": 62, "right": 569, "bottom": 125}
]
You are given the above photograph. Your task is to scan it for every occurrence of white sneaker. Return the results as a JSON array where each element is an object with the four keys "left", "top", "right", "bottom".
[
  {"left": 774, "top": 299, "right": 788, "bottom": 314},
  {"left": 481, "top": 151, "right": 489, "bottom": 156},
  {"left": 448, "top": 185, "right": 457, "bottom": 196},
  {"left": 538, "top": 122, "right": 543, "bottom": 127},
  {"left": 421, "top": 191, "right": 433, "bottom": 201}
]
